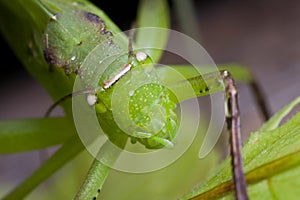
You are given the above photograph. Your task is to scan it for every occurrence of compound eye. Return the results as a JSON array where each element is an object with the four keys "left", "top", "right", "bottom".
[{"left": 87, "top": 94, "right": 97, "bottom": 106}]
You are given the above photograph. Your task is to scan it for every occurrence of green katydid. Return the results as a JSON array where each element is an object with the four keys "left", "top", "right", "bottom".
[
  {"left": 0, "top": 0, "right": 275, "bottom": 199},
  {"left": 44, "top": 22, "right": 250, "bottom": 200}
]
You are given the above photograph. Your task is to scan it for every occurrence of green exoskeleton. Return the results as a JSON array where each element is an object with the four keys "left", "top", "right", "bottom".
[
  {"left": 44, "top": 18, "right": 179, "bottom": 149},
  {"left": 92, "top": 51, "right": 179, "bottom": 149}
]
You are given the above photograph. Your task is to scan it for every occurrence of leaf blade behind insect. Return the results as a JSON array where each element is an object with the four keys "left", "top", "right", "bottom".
[
  {"left": 2, "top": 135, "right": 84, "bottom": 199},
  {"left": 135, "top": 0, "right": 170, "bottom": 63},
  {"left": 182, "top": 95, "right": 300, "bottom": 199},
  {"left": 0, "top": 117, "right": 74, "bottom": 154},
  {"left": 258, "top": 96, "right": 300, "bottom": 132}
]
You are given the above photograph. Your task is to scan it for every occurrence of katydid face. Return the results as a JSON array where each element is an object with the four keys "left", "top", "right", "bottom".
[{"left": 94, "top": 52, "right": 178, "bottom": 149}]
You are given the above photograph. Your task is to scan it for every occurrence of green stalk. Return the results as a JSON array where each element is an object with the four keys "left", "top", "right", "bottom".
[
  {"left": 0, "top": 117, "right": 73, "bottom": 154},
  {"left": 3, "top": 135, "right": 83, "bottom": 200},
  {"left": 136, "top": 0, "right": 170, "bottom": 62},
  {"left": 75, "top": 137, "right": 127, "bottom": 199}
]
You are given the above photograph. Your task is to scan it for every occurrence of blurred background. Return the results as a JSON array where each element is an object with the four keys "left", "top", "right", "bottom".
[{"left": 0, "top": 0, "right": 299, "bottom": 199}]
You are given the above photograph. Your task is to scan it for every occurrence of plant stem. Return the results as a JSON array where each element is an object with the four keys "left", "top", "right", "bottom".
[
  {"left": 3, "top": 135, "right": 84, "bottom": 200},
  {"left": 0, "top": 117, "right": 73, "bottom": 154},
  {"left": 75, "top": 137, "right": 127, "bottom": 199}
]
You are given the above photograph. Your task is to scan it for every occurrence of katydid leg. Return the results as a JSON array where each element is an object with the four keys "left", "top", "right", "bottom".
[
  {"left": 168, "top": 70, "right": 249, "bottom": 199},
  {"left": 222, "top": 70, "right": 249, "bottom": 200},
  {"left": 45, "top": 88, "right": 95, "bottom": 117}
]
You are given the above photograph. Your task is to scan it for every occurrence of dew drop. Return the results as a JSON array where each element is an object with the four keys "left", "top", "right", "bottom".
[
  {"left": 129, "top": 90, "right": 135, "bottom": 96},
  {"left": 71, "top": 55, "right": 76, "bottom": 61},
  {"left": 87, "top": 94, "right": 97, "bottom": 106},
  {"left": 136, "top": 51, "right": 147, "bottom": 62}
]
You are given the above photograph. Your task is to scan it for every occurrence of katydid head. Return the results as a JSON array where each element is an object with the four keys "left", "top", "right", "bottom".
[
  {"left": 91, "top": 51, "right": 179, "bottom": 149},
  {"left": 46, "top": 49, "right": 179, "bottom": 149}
]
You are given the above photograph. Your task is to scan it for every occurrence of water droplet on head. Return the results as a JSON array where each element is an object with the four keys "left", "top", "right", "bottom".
[
  {"left": 136, "top": 51, "right": 147, "bottom": 62},
  {"left": 129, "top": 90, "right": 135, "bottom": 96},
  {"left": 87, "top": 94, "right": 97, "bottom": 106}
]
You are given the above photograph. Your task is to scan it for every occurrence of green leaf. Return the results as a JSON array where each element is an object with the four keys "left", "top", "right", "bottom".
[
  {"left": 135, "top": 0, "right": 170, "bottom": 62},
  {"left": 259, "top": 96, "right": 300, "bottom": 132},
  {"left": 2, "top": 135, "right": 84, "bottom": 200},
  {"left": 172, "top": 0, "right": 201, "bottom": 42},
  {"left": 0, "top": 117, "right": 74, "bottom": 154},
  {"left": 183, "top": 96, "right": 300, "bottom": 199},
  {"left": 74, "top": 138, "right": 127, "bottom": 200}
]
